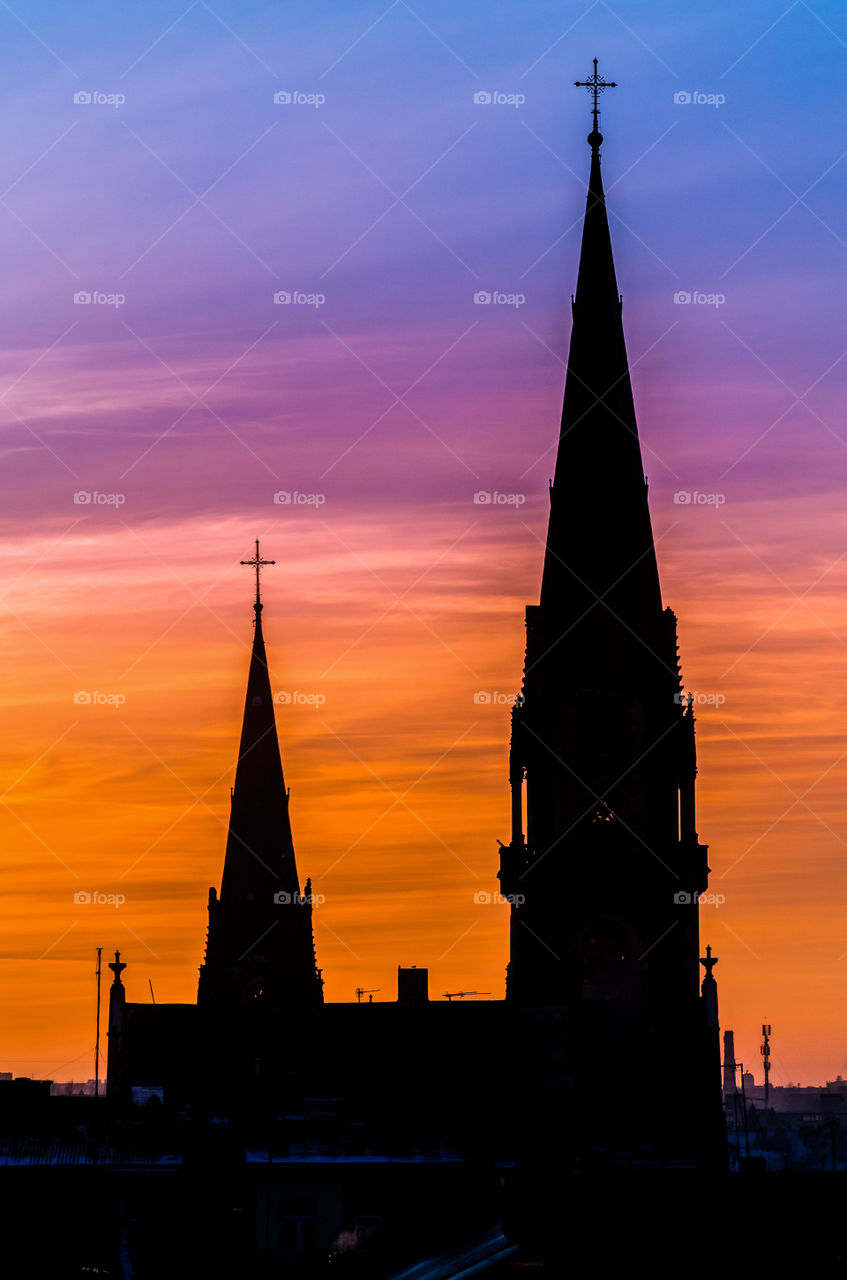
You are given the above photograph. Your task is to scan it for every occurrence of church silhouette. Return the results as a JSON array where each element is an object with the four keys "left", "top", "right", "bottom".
[{"left": 103, "top": 65, "right": 726, "bottom": 1265}]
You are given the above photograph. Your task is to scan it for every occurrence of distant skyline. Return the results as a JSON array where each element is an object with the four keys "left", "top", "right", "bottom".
[{"left": 1, "top": 0, "right": 847, "bottom": 1085}]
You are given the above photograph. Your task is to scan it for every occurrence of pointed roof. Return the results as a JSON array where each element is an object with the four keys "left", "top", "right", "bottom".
[
  {"left": 219, "top": 598, "right": 301, "bottom": 904},
  {"left": 538, "top": 128, "right": 663, "bottom": 671},
  {"left": 198, "top": 555, "right": 323, "bottom": 1010}
]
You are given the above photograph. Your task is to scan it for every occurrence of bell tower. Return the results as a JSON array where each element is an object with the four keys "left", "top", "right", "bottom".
[{"left": 498, "top": 64, "right": 719, "bottom": 1163}]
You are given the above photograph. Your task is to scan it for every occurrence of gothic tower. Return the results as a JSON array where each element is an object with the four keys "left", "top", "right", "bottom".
[
  {"left": 498, "top": 67, "right": 718, "bottom": 1162},
  {"left": 198, "top": 543, "right": 323, "bottom": 1011}
]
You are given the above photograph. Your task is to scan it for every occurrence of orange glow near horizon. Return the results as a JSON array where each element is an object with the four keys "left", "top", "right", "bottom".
[{"left": 3, "top": 489, "right": 847, "bottom": 1089}]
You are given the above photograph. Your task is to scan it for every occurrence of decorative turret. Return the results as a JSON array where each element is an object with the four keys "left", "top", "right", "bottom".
[{"left": 106, "top": 950, "right": 127, "bottom": 1100}]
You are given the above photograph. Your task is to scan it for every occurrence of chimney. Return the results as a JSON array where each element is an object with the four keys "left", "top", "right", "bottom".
[{"left": 723, "top": 1029, "right": 736, "bottom": 1095}]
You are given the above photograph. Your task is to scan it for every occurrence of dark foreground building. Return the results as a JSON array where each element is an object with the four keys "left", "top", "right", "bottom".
[{"left": 3, "top": 79, "right": 754, "bottom": 1277}]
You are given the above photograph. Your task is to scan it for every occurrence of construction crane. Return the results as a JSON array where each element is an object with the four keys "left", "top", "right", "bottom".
[
  {"left": 356, "top": 988, "right": 380, "bottom": 1004},
  {"left": 442, "top": 991, "right": 490, "bottom": 1002}
]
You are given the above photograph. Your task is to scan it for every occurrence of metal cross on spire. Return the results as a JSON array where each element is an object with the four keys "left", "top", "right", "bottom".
[
  {"left": 574, "top": 57, "right": 617, "bottom": 143},
  {"left": 241, "top": 538, "right": 275, "bottom": 607}
]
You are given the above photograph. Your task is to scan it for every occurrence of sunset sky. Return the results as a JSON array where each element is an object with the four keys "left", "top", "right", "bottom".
[{"left": 1, "top": 0, "right": 847, "bottom": 1087}]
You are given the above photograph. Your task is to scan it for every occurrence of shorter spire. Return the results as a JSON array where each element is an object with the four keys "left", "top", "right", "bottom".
[{"left": 198, "top": 551, "right": 323, "bottom": 1010}]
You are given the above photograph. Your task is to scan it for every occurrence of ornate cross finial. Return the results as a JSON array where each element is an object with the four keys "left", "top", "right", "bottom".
[
  {"left": 241, "top": 538, "right": 275, "bottom": 609},
  {"left": 575, "top": 57, "right": 617, "bottom": 147}
]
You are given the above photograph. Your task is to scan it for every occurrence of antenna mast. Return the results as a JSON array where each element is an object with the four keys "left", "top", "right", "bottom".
[{"left": 761, "top": 1023, "right": 772, "bottom": 1106}]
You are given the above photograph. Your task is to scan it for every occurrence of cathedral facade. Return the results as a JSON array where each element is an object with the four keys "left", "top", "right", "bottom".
[{"left": 106, "top": 92, "right": 724, "bottom": 1190}]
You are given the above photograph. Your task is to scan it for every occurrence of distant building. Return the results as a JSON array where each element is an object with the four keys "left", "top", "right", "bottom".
[{"left": 723, "top": 1035, "right": 847, "bottom": 1170}]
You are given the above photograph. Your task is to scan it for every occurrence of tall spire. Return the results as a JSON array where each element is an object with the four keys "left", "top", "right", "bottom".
[
  {"left": 501, "top": 69, "right": 709, "bottom": 1005},
  {"left": 198, "top": 545, "right": 322, "bottom": 1009},
  {"left": 499, "top": 69, "right": 718, "bottom": 1165},
  {"left": 539, "top": 62, "right": 662, "bottom": 661}
]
